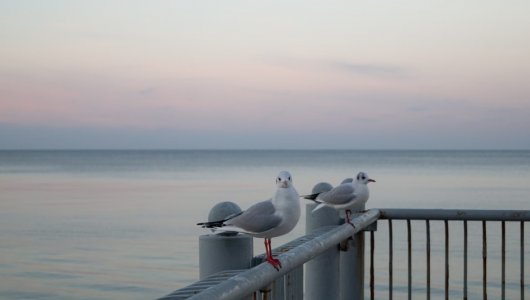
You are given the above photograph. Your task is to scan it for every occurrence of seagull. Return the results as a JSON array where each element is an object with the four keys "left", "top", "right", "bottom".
[
  {"left": 197, "top": 171, "right": 300, "bottom": 271},
  {"left": 303, "top": 172, "right": 375, "bottom": 225}
]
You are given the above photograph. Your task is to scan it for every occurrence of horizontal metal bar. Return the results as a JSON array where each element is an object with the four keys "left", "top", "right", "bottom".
[
  {"left": 182, "top": 209, "right": 380, "bottom": 300},
  {"left": 378, "top": 209, "right": 530, "bottom": 221}
]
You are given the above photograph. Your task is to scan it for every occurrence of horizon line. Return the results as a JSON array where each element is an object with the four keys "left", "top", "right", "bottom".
[{"left": 0, "top": 148, "right": 529, "bottom": 151}]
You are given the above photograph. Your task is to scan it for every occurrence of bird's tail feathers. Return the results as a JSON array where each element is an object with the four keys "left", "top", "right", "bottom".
[
  {"left": 311, "top": 203, "right": 327, "bottom": 213},
  {"left": 301, "top": 192, "right": 321, "bottom": 201},
  {"left": 196, "top": 211, "right": 243, "bottom": 228},
  {"left": 196, "top": 220, "right": 225, "bottom": 228}
]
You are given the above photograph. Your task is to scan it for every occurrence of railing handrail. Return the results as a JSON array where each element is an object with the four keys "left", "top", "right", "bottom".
[
  {"left": 378, "top": 208, "right": 530, "bottom": 221},
  {"left": 171, "top": 209, "right": 380, "bottom": 300}
]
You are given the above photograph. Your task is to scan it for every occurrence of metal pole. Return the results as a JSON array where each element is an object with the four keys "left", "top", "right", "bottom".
[
  {"left": 370, "top": 230, "right": 375, "bottom": 300},
  {"left": 426, "top": 220, "right": 431, "bottom": 300},
  {"left": 306, "top": 202, "right": 342, "bottom": 300},
  {"left": 464, "top": 220, "right": 468, "bottom": 300},
  {"left": 502, "top": 221, "right": 505, "bottom": 300},
  {"left": 407, "top": 219, "right": 411, "bottom": 300},
  {"left": 340, "top": 207, "right": 366, "bottom": 300},
  {"left": 520, "top": 221, "right": 524, "bottom": 299},
  {"left": 483, "top": 220, "right": 487, "bottom": 300},
  {"left": 339, "top": 234, "right": 364, "bottom": 300},
  {"left": 389, "top": 219, "right": 394, "bottom": 300},
  {"left": 285, "top": 266, "right": 303, "bottom": 300},
  {"left": 199, "top": 201, "right": 254, "bottom": 279},
  {"left": 445, "top": 220, "right": 449, "bottom": 300},
  {"left": 199, "top": 234, "right": 253, "bottom": 279}
]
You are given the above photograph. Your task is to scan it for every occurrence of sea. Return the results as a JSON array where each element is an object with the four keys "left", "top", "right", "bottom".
[{"left": 0, "top": 150, "right": 529, "bottom": 300}]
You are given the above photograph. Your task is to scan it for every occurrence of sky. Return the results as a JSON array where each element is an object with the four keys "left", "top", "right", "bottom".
[{"left": 1, "top": 0, "right": 530, "bottom": 149}]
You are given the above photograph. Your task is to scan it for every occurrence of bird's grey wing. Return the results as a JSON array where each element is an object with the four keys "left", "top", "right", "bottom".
[
  {"left": 319, "top": 184, "right": 356, "bottom": 205},
  {"left": 227, "top": 199, "right": 281, "bottom": 233}
]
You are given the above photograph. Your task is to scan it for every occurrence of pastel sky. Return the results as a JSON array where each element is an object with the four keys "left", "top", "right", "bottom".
[{"left": 1, "top": 1, "right": 530, "bottom": 149}]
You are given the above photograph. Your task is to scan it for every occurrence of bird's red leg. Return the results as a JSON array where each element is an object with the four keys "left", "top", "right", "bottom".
[
  {"left": 264, "top": 239, "right": 268, "bottom": 256},
  {"left": 346, "top": 209, "right": 356, "bottom": 228},
  {"left": 264, "top": 238, "right": 281, "bottom": 270}
]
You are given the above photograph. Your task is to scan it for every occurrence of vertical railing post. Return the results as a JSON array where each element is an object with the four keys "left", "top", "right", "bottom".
[
  {"left": 407, "top": 219, "right": 412, "bottom": 300},
  {"left": 426, "top": 220, "right": 431, "bottom": 300},
  {"left": 370, "top": 230, "right": 375, "bottom": 300},
  {"left": 464, "top": 220, "right": 468, "bottom": 300},
  {"left": 199, "top": 202, "right": 253, "bottom": 279},
  {"left": 285, "top": 266, "right": 304, "bottom": 300},
  {"left": 199, "top": 234, "right": 253, "bottom": 279},
  {"left": 445, "top": 220, "right": 449, "bottom": 300},
  {"left": 340, "top": 205, "right": 367, "bottom": 300},
  {"left": 390, "top": 219, "right": 394, "bottom": 300},
  {"left": 483, "top": 221, "right": 487, "bottom": 300},
  {"left": 305, "top": 182, "right": 342, "bottom": 300},
  {"left": 520, "top": 221, "right": 524, "bottom": 300}
]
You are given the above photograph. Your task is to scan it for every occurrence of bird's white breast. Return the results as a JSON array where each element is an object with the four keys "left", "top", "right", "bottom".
[{"left": 270, "top": 187, "right": 300, "bottom": 236}]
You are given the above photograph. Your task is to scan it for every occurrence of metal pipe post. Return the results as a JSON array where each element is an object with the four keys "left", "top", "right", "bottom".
[
  {"left": 199, "top": 201, "right": 254, "bottom": 279},
  {"left": 199, "top": 234, "right": 253, "bottom": 279},
  {"left": 340, "top": 206, "right": 366, "bottom": 300},
  {"left": 305, "top": 201, "right": 342, "bottom": 300}
]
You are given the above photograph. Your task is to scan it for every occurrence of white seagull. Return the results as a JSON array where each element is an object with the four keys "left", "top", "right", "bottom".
[
  {"left": 303, "top": 172, "right": 375, "bottom": 225},
  {"left": 197, "top": 171, "right": 300, "bottom": 270}
]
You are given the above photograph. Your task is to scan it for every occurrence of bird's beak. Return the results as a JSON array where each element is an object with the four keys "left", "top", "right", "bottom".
[
  {"left": 368, "top": 179, "right": 376, "bottom": 183},
  {"left": 281, "top": 181, "right": 289, "bottom": 188}
]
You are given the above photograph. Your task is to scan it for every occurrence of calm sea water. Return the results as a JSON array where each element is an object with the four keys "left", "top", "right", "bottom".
[{"left": 0, "top": 150, "right": 529, "bottom": 299}]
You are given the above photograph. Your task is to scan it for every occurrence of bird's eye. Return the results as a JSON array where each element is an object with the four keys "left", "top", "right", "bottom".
[
  {"left": 277, "top": 177, "right": 281, "bottom": 181},
  {"left": 288, "top": 177, "right": 291, "bottom": 181},
  {"left": 362, "top": 176, "right": 365, "bottom": 180}
]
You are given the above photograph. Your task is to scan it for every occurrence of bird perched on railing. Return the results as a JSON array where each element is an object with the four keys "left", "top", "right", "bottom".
[
  {"left": 302, "top": 172, "right": 375, "bottom": 225},
  {"left": 197, "top": 171, "right": 300, "bottom": 271}
]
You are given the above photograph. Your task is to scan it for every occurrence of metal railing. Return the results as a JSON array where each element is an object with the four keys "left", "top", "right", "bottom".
[
  {"left": 159, "top": 208, "right": 528, "bottom": 300},
  {"left": 374, "top": 209, "right": 529, "bottom": 300},
  {"left": 159, "top": 209, "right": 379, "bottom": 299}
]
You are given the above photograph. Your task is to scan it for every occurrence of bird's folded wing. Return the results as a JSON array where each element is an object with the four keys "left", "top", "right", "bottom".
[
  {"left": 228, "top": 199, "right": 282, "bottom": 233},
  {"left": 319, "top": 184, "right": 356, "bottom": 205}
]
